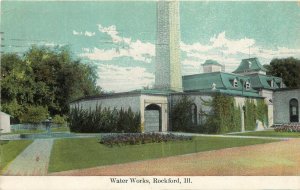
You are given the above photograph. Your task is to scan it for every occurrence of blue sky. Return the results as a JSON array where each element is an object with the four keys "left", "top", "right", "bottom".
[{"left": 1, "top": 1, "right": 300, "bottom": 92}]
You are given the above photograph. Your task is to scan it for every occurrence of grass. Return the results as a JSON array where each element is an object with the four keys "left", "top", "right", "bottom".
[
  {"left": 48, "top": 136, "right": 278, "bottom": 173},
  {"left": 0, "top": 140, "right": 33, "bottom": 173},
  {"left": 6, "top": 127, "right": 70, "bottom": 134},
  {"left": 228, "top": 130, "right": 300, "bottom": 138}
]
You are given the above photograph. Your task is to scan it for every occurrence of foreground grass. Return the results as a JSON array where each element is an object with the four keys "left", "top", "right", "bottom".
[
  {"left": 228, "top": 130, "right": 300, "bottom": 138},
  {"left": 49, "top": 136, "right": 278, "bottom": 173},
  {"left": 6, "top": 127, "right": 70, "bottom": 134},
  {"left": 0, "top": 140, "right": 33, "bottom": 173}
]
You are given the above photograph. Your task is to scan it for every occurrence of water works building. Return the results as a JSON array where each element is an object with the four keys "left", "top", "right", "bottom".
[{"left": 70, "top": 0, "right": 299, "bottom": 133}]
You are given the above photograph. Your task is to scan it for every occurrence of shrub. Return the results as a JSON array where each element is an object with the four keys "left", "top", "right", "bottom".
[
  {"left": 69, "top": 106, "right": 141, "bottom": 133},
  {"left": 19, "top": 105, "right": 48, "bottom": 124},
  {"left": 203, "top": 94, "right": 241, "bottom": 134},
  {"left": 52, "top": 115, "right": 67, "bottom": 125},
  {"left": 171, "top": 96, "right": 196, "bottom": 132},
  {"left": 274, "top": 123, "right": 300, "bottom": 132},
  {"left": 99, "top": 133, "right": 193, "bottom": 147}
]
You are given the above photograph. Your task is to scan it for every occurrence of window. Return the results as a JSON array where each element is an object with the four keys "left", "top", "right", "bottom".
[
  {"left": 231, "top": 78, "right": 238, "bottom": 88},
  {"left": 276, "top": 82, "right": 281, "bottom": 88},
  {"left": 290, "top": 99, "right": 299, "bottom": 122},
  {"left": 245, "top": 81, "right": 251, "bottom": 90},
  {"left": 267, "top": 80, "right": 274, "bottom": 87}
]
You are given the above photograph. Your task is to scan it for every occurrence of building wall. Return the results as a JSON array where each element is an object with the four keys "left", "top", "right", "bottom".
[
  {"left": 70, "top": 94, "right": 141, "bottom": 113},
  {"left": 0, "top": 112, "right": 11, "bottom": 133},
  {"left": 140, "top": 95, "right": 168, "bottom": 132},
  {"left": 273, "top": 89, "right": 300, "bottom": 124}
]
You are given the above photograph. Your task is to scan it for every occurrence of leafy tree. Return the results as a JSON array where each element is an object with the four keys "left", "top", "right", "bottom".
[
  {"left": 19, "top": 105, "right": 48, "bottom": 124},
  {"left": 1, "top": 46, "right": 101, "bottom": 122},
  {"left": 171, "top": 96, "right": 195, "bottom": 132},
  {"left": 266, "top": 57, "right": 300, "bottom": 88}
]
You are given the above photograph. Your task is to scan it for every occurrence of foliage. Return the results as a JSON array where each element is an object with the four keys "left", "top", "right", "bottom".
[
  {"left": 49, "top": 137, "right": 278, "bottom": 172},
  {"left": 204, "top": 94, "right": 241, "bottom": 134},
  {"left": 1, "top": 46, "right": 101, "bottom": 122},
  {"left": 274, "top": 123, "right": 300, "bottom": 132},
  {"left": 19, "top": 105, "right": 49, "bottom": 124},
  {"left": 266, "top": 57, "right": 300, "bottom": 88},
  {"left": 52, "top": 115, "right": 67, "bottom": 125},
  {"left": 244, "top": 99, "right": 257, "bottom": 131},
  {"left": 69, "top": 106, "right": 141, "bottom": 133},
  {"left": 99, "top": 133, "right": 192, "bottom": 147},
  {"left": 256, "top": 99, "right": 268, "bottom": 126},
  {"left": 171, "top": 96, "right": 196, "bottom": 132}
]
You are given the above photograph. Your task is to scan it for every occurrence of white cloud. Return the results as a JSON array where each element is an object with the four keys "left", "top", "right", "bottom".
[
  {"left": 84, "top": 31, "right": 96, "bottom": 37},
  {"left": 73, "top": 30, "right": 83, "bottom": 36},
  {"left": 181, "top": 31, "right": 300, "bottom": 73},
  {"left": 80, "top": 24, "right": 155, "bottom": 63},
  {"left": 73, "top": 30, "right": 95, "bottom": 37},
  {"left": 98, "top": 64, "right": 154, "bottom": 92}
]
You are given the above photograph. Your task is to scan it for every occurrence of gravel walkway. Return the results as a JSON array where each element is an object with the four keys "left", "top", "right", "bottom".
[{"left": 3, "top": 139, "right": 54, "bottom": 175}]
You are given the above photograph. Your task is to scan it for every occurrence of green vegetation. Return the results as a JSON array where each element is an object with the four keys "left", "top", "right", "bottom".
[
  {"left": 244, "top": 99, "right": 256, "bottom": 131},
  {"left": 100, "top": 133, "right": 192, "bottom": 147},
  {"left": 69, "top": 106, "right": 140, "bottom": 133},
  {"left": 1, "top": 46, "right": 101, "bottom": 123},
  {"left": 205, "top": 94, "right": 241, "bottom": 133},
  {"left": 171, "top": 96, "right": 197, "bottom": 132},
  {"left": 52, "top": 115, "right": 67, "bottom": 126},
  {"left": 0, "top": 140, "right": 33, "bottom": 173},
  {"left": 229, "top": 130, "right": 300, "bottom": 138},
  {"left": 48, "top": 136, "right": 278, "bottom": 172},
  {"left": 265, "top": 57, "right": 300, "bottom": 88},
  {"left": 7, "top": 126, "right": 69, "bottom": 134},
  {"left": 19, "top": 105, "right": 48, "bottom": 124}
]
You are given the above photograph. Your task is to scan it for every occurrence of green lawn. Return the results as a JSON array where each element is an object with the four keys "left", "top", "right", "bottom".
[
  {"left": 49, "top": 136, "right": 278, "bottom": 173},
  {"left": 6, "top": 127, "right": 70, "bottom": 134},
  {"left": 228, "top": 130, "right": 300, "bottom": 138},
  {"left": 0, "top": 140, "right": 33, "bottom": 173}
]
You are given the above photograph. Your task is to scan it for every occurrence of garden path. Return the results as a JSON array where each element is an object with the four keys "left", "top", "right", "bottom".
[{"left": 3, "top": 139, "right": 53, "bottom": 175}]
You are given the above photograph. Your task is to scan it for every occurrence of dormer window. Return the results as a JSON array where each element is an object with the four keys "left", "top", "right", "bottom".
[
  {"left": 245, "top": 81, "right": 251, "bottom": 90},
  {"left": 276, "top": 82, "right": 282, "bottom": 88},
  {"left": 267, "top": 80, "right": 274, "bottom": 87},
  {"left": 233, "top": 78, "right": 238, "bottom": 88}
]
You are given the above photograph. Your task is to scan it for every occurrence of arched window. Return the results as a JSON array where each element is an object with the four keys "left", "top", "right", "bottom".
[
  {"left": 191, "top": 104, "right": 197, "bottom": 125},
  {"left": 290, "top": 99, "right": 299, "bottom": 122}
]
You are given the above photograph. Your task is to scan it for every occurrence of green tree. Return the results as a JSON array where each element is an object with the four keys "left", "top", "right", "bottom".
[
  {"left": 171, "top": 96, "right": 195, "bottom": 132},
  {"left": 266, "top": 57, "right": 300, "bottom": 88},
  {"left": 19, "top": 105, "right": 48, "bottom": 124},
  {"left": 1, "top": 46, "right": 101, "bottom": 122}
]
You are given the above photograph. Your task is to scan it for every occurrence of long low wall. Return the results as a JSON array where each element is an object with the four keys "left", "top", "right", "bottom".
[{"left": 70, "top": 94, "right": 141, "bottom": 113}]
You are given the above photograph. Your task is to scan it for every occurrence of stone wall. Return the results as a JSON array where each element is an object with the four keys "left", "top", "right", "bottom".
[
  {"left": 273, "top": 89, "right": 300, "bottom": 124},
  {"left": 70, "top": 94, "right": 141, "bottom": 113}
]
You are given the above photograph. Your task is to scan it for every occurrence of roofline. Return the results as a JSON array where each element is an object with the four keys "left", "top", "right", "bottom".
[
  {"left": 274, "top": 88, "right": 300, "bottom": 92},
  {"left": 183, "top": 71, "right": 250, "bottom": 79},
  {"left": 70, "top": 90, "right": 173, "bottom": 104}
]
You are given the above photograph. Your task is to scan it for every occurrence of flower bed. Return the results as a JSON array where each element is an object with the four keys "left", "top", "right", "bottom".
[
  {"left": 274, "top": 123, "right": 300, "bottom": 132},
  {"left": 99, "top": 133, "right": 192, "bottom": 147}
]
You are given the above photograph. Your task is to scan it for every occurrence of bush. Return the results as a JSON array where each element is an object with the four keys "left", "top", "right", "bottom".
[
  {"left": 19, "top": 105, "right": 48, "bottom": 124},
  {"left": 99, "top": 133, "right": 193, "bottom": 147},
  {"left": 69, "top": 106, "right": 141, "bottom": 133},
  {"left": 52, "top": 115, "right": 67, "bottom": 126},
  {"left": 274, "top": 123, "right": 300, "bottom": 132},
  {"left": 204, "top": 94, "right": 241, "bottom": 134},
  {"left": 171, "top": 96, "right": 196, "bottom": 132}
]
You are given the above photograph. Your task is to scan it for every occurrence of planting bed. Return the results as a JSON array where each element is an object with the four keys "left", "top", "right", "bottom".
[{"left": 99, "top": 133, "right": 192, "bottom": 147}]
